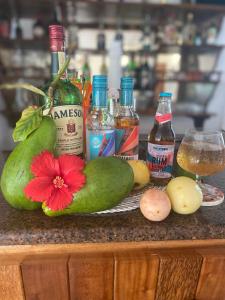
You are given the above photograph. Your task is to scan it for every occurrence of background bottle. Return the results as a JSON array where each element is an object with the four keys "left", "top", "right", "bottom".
[
  {"left": 115, "top": 77, "right": 139, "bottom": 160},
  {"left": 86, "top": 75, "right": 115, "bottom": 161},
  {"left": 183, "top": 13, "right": 196, "bottom": 45},
  {"left": 82, "top": 54, "right": 91, "bottom": 81},
  {"left": 66, "top": 1, "right": 79, "bottom": 50},
  {"left": 139, "top": 54, "right": 155, "bottom": 91},
  {"left": 147, "top": 92, "right": 175, "bottom": 185},
  {"left": 123, "top": 54, "right": 137, "bottom": 89},
  {"left": 43, "top": 25, "right": 83, "bottom": 156},
  {"left": 33, "top": 16, "right": 45, "bottom": 39},
  {"left": 100, "top": 55, "right": 108, "bottom": 75},
  {"left": 97, "top": 20, "right": 106, "bottom": 51}
]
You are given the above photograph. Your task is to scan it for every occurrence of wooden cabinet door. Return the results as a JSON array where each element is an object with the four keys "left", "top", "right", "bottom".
[
  {"left": 155, "top": 251, "right": 203, "bottom": 300},
  {"left": 196, "top": 249, "right": 225, "bottom": 300},
  {"left": 114, "top": 252, "right": 159, "bottom": 300},
  {"left": 21, "top": 256, "right": 70, "bottom": 300},
  {"left": 114, "top": 250, "right": 202, "bottom": 300},
  {"left": 0, "top": 264, "right": 24, "bottom": 300},
  {"left": 69, "top": 253, "right": 114, "bottom": 300}
]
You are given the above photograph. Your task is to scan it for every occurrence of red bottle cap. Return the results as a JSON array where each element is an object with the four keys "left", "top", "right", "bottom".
[
  {"left": 49, "top": 25, "right": 64, "bottom": 39},
  {"left": 49, "top": 25, "right": 65, "bottom": 51}
]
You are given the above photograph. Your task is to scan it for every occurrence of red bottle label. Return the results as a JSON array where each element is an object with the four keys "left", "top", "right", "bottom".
[
  {"left": 115, "top": 126, "right": 139, "bottom": 160},
  {"left": 155, "top": 113, "right": 172, "bottom": 124}
]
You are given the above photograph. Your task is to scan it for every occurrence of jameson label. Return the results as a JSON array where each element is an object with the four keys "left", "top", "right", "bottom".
[
  {"left": 115, "top": 126, "right": 139, "bottom": 160},
  {"left": 147, "top": 143, "right": 175, "bottom": 178},
  {"left": 86, "top": 130, "right": 115, "bottom": 160},
  {"left": 45, "top": 105, "right": 83, "bottom": 155}
]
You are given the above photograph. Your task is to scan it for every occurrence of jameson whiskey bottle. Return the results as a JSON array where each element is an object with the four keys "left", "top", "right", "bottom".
[
  {"left": 115, "top": 77, "right": 139, "bottom": 160},
  {"left": 86, "top": 75, "right": 115, "bottom": 161},
  {"left": 44, "top": 25, "right": 83, "bottom": 156},
  {"left": 147, "top": 92, "right": 175, "bottom": 185}
]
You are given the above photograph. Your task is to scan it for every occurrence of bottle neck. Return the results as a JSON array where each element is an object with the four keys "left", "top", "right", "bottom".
[
  {"left": 120, "top": 88, "right": 133, "bottom": 107},
  {"left": 155, "top": 98, "right": 172, "bottom": 124},
  {"left": 156, "top": 99, "right": 171, "bottom": 114},
  {"left": 92, "top": 88, "right": 107, "bottom": 108},
  {"left": 50, "top": 39, "right": 67, "bottom": 79}
]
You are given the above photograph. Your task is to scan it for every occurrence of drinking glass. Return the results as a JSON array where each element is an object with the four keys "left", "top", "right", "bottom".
[{"left": 177, "top": 129, "right": 225, "bottom": 206}]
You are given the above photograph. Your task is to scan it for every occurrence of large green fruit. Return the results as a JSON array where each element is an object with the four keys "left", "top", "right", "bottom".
[
  {"left": 0, "top": 117, "right": 56, "bottom": 210},
  {"left": 43, "top": 157, "right": 134, "bottom": 216}
]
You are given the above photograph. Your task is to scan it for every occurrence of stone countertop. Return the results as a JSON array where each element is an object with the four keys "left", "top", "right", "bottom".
[{"left": 0, "top": 162, "right": 225, "bottom": 246}]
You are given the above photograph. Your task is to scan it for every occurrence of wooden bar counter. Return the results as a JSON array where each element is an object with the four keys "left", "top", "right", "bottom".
[{"left": 0, "top": 157, "right": 225, "bottom": 299}]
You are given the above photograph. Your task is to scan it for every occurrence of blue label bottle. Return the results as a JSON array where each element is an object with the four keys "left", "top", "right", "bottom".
[{"left": 86, "top": 75, "right": 115, "bottom": 160}]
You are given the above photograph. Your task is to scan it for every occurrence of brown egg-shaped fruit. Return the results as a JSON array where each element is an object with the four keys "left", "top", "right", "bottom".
[{"left": 140, "top": 189, "right": 171, "bottom": 222}]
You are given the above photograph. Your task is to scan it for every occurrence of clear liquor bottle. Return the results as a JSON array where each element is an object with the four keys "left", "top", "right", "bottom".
[
  {"left": 115, "top": 77, "right": 139, "bottom": 160},
  {"left": 43, "top": 25, "right": 83, "bottom": 156},
  {"left": 86, "top": 75, "right": 115, "bottom": 161}
]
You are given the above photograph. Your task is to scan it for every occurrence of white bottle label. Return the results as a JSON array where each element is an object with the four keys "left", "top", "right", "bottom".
[
  {"left": 46, "top": 105, "right": 83, "bottom": 155},
  {"left": 147, "top": 143, "right": 175, "bottom": 179}
]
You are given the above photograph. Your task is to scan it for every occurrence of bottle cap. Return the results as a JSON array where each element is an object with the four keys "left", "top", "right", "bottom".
[
  {"left": 159, "top": 92, "right": 172, "bottom": 98},
  {"left": 92, "top": 75, "right": 108, "bottom": 107},
  {"left": 49, "top": 25, "right": 65, "bottom": 52},
  {"left": 120, "top": 77, "right": 133, "bottom": 106},
  {"left": 49, "top": 25, "right": 64, "bottom": 39},
  {"left": 121, "top": 77, "right": 133, "bottom": 89},
  {"left": 93, "top": 75, "right": 107, "bottom": 89}
]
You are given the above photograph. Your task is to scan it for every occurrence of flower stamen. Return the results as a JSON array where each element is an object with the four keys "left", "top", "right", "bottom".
[{"left": 53, "top": 176, "right": 67, "bottom": 189}]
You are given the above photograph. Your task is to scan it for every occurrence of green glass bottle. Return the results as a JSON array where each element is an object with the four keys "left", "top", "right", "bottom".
[{"left": 44, "top": 25, "right": 83, "bottom": 156}]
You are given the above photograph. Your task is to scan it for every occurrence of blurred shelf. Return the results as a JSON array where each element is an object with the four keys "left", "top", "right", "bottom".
[
  {"left": 1, "top": 74, "right": 220, "bottom": 85},
  {"left": 0, "top": 38, "right": 49, "bottom": 51},
  {"left": 134, "top": 82, "right": 219, "bottom": 92},
  {"left": 0, "top": 38, "right": 223, "bottom": 53},
  {"left": 67, "top": 45, "right": 225, "bottom": 55},
  {"left": 126, "top": 44, "right": 224, "bottom": 55},
  {"left": 75, "top": 1, "right": 225, "bottom": 13},
  {"left": 156, "top": 79, "right": 220, "bottom": 84},
  {"left": 1, "top": 69, "right": 221, "bottom": 85},
  {"left": 0, "top": 0, "right": 225, "bottom": 19}
]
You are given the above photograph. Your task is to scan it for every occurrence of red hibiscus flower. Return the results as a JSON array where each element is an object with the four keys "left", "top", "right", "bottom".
[{"left": 24, "top": 151, "right": 86, "bottom": 211}]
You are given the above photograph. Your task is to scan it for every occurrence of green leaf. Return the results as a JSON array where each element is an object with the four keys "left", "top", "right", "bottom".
[
  {"left": 0, "top": 83, "right": 46, "bottom": 97},
  {"left": 13, "top": 106, "right": 43, "bottom": 142}
]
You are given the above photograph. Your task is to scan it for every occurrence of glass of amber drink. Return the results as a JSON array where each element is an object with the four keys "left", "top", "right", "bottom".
[{"left": 177, "top": 129, "right": 225, "bottom": 206}]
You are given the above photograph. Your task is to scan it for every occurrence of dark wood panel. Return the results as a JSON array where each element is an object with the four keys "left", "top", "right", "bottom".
[
  {"left": 21, "top": 256, "right": 69, "bottom": 300},
  {"left": 196, "top": 249, "right": 225, "bottom": 300},
  {"left": 69, "top": 254, "right": 114, "bottom": 300},
  {"left": 155, "top": 251, "right": 203, "bottom": 300},
  {"left": 114, "top": 252, "right": 159, "bottom": 300},
  {"left": 0, "top": 264, "right": 24, "bottom": 300}
]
